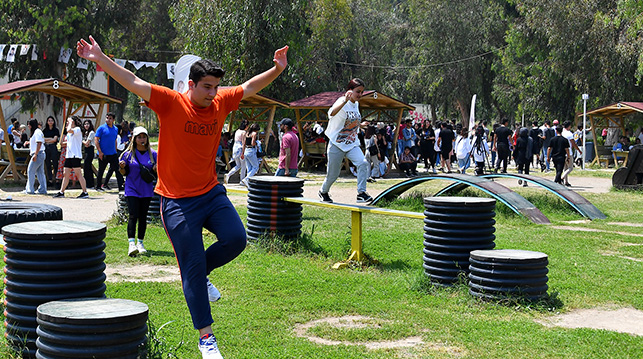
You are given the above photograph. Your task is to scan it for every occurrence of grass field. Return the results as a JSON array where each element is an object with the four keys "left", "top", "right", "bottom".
[{"left": 1, "top": 181, "right": 642, "bottom": 358}]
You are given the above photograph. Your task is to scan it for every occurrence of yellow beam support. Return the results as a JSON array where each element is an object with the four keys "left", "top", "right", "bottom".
[{"left": 350, "top": 211, "right": 364, "bottom": 262}]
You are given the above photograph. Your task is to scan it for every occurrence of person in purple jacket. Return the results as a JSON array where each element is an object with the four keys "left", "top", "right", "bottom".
[{"left": 118, "top": 126, "right": 157, "bottom": 257}]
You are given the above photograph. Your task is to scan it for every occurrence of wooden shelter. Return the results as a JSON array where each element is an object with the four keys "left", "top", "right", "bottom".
[
  {"left": 289, "top": 90, "right": 415, "bottom": 169},
  {"left": 0, "top": 78, "right": 122, "bottom": 182},
  {"left": 579, "top": 102, "right": 641, "bottom": 167},
  {"left": 223, "top": 87, "right": 289, "bottom": 151}
]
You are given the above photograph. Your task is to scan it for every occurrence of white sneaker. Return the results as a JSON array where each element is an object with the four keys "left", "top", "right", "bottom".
[
  {"left": 128, "top": 241, "right": 138, "bottom": 257},
  {"left": 223, "top": 173, "right": 230, "bottom": 185},
  {"left": 136, "top": 241, "right": 147, "bottom": 255},
  {"left": 198, "top": 333, "right": 224, "bottom": 359},
  {"left": 206, "top": 279, "right": 221, "bottom": 302}
]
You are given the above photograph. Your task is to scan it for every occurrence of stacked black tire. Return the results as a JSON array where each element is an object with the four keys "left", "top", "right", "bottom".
[
  {"left": 246, "top": 176, "right": 304, "bottom": 241},
  {"left": 36, "top": 298, "right": 148, "bottom": 358},
  {"left": 469, "top": 249, "right": 549, "bottom": 301},
  {"left": 2, "top": 221, "right": 107, "bottom": 358},
  {"left": 0, "top": 203, "right": 63, "bottom": 231},
  {"left": 422, "top": 197, "right": 496, "bottom": 286}
]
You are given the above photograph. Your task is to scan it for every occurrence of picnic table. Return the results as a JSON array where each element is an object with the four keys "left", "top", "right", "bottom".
[
  {"left": 612, "top": 149, "right": 629, "bottom": 168},
  {"left": 0, "top": 144, "right": 30, "bottom": 182}
]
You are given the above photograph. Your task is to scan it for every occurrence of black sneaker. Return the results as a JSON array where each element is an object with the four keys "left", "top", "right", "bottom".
[
  {"left": 102, "top": 184, "right": 111, "bottom": 190},
  {"left": 318, "top": 191, "right": 333, "bottom": 203},
  {"left": 53, "top": 192, "right": 64, "bottom": 198},
  {"left": 77, "top": 192, "right": 89, "bottom": 199},
  {"left": 94, "top": 186, "right": 104, "bottom": 192},
  {"left": 356, "top": 192, "right": 373, "bottom": 203}
]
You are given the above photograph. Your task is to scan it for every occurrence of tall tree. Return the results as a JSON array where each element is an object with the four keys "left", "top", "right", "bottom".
[
  {"left": 404, "top": 0, "right": 508, "bottom": 125},
  {"left": 171, "top": 0, "right": 309, "bottom": 100},
  {"left": 0, "top": 0, "right": 140, "bottom": 113}
]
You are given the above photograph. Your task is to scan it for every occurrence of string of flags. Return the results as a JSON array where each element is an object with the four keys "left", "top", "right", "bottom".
[{"left": 0, "top": 44, "right": 176, "bottom": 80}]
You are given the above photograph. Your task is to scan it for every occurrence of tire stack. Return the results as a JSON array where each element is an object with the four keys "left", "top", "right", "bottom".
[
  {"left": 422, "top": 197, "right": 496, "bottom": 286},
  {"left": 246, "top": 176, "right": 304, "bottom": 241},
  {"left": 0, "top": 203, "right": 63, "bottom": 231},
  {"left": 2, "top": 221, "right": 107, "bottom": 358},
  {"left": 118, "top": 193, "right": 162, "bottom": 224},
  {"left": 468, "top": 249, "right": 549, "bottom": 301},
  {"left": 36, "top": 298, "right": 148, "bottom": 359}
]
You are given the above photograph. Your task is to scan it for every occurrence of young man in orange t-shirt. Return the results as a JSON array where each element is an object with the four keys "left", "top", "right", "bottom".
[{"left": 77, "top": 35, "right": 288, "bottom": 359}]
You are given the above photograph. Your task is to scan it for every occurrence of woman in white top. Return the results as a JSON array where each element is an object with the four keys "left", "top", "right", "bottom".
[
  {"left": 54, "top": 116, "right": 88, "bottom": 198},
  {"left": 224, "top": 119, "right": 248, "bottom": 184},
  {"left": 23, "top": 119, "right": 48, "bottom": 194},
  {"left": 318, "top": 78, "right": 372, "bottom": 203}
]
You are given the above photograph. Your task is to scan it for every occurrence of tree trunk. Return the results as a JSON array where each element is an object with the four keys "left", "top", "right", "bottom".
[{"left": 455, "top": 98, "right": 469, "bottom": 128}]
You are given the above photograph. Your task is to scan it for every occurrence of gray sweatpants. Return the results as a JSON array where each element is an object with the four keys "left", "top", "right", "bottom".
[{"left": 321, "top": 143, "right": 370, "bottom": 194}]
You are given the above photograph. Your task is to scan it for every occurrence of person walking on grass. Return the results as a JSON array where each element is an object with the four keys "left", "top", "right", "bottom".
[
  {"left": 53, "top": 116, "right": 89, "bottom": 198},
  {"left": 275, "top": 118, "right": 299, "bottom": 177},
  {"left": 119, "top": 126, "right": 157, "bottom": 257},
  {"left": 318, "top": 78, "right": 373, "bottom": 204},
  {"left": 94, "top": 112, "right": 123, "bottom": 191},
  {"left": 23, "top": 119, "right": 48, "bottom": 195},
  {"left": 78, "top": 35, "right": 288, "bottom": 359},
  {"left": 548, "top": 125, "right": 570, "bottom": 185},
  {"left": 561, "top": 120, "right": 582, "bottom": 186}
]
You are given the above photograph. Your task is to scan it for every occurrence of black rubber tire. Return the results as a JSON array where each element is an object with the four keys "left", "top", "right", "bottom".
[{"left": 0, "top": 203, "right": 63, "bottom": 231}]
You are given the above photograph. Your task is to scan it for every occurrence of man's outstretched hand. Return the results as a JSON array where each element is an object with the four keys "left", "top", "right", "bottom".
[
  {"left": 273, "top": 46, "right": 289, "bottom": 72},
  {"left": 76, "top": 35, "right": 103, "bottom": 63}
]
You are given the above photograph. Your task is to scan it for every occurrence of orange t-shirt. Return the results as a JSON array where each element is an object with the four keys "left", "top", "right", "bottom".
[{"left": 146, "top": 84, "right": 244, "bottom": 198}]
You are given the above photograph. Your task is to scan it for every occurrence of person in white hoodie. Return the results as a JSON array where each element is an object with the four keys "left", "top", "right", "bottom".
[
  {"left": 318, "top": 78, "right": 372, "bottom": 204},
  {"left": 471, "top": 126, "right": 490, "bottom": 175},
  {"left": 455, "top": 128, "right": 472, "bottom": 174}
]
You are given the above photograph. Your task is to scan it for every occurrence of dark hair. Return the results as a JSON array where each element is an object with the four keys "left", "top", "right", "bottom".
[
  {"left": 555, "top": 125, "right": 563, "bottom": 134},
  {"left": 11, "top": 118, "right": 18, "bottom": 124},
  {"left": 532, "top": 121, "right": 538, "bottom": 126},
  {"left": 82, "top": 119, "right": 94, "bottom": 137},
  {"left": 545, "top": 120, "right": 551, "bottom": 125},
  {"left": 71, "top": 116, "right": 82, "bottom": 128},
  {"left": 247, "top": 123, "right": 260, "bottom": 134},
  {"left": 347, "top": 78, "right": 365, "bottom": 90},
  {"left": 46, "top": 116, "right": 57, "bottom": 129},
  {"left": 28, "top": 119, "right": 39, "bottom": 135},
  {"left": 190, "top": 59, "right": 225, "bottom": 84},
  {"left": 106, "top": 112, "right": 116, "bottom": 120},
  {"left": 563, "top": 120, "right": 571, "bottom": 129},
  {"left": 238, "top": 119, "right": 249, "bottom": 131}
]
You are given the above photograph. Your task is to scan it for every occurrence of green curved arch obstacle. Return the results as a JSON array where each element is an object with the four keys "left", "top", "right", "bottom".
[
  {"left": 371, "top": 174, "right": 551, "bottom": 224},
  {"left": 435, "top": 173, "right": 606, "bottom": 220}
]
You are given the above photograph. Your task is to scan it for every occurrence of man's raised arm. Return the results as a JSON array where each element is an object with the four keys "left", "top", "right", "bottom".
[
  {"left": 241, "top": 46, "right": 288, "bottom": 100},
  {"left": 77, "top": 35, "right": 151, "bottom": 102}
]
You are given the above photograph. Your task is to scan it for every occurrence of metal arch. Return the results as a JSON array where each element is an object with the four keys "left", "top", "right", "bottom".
[
  {"left": 436, "top": 173, "right": 606, "bottom": 220},
  {"left": 371, "top": 174, "right": 550, "bottom": 224}
]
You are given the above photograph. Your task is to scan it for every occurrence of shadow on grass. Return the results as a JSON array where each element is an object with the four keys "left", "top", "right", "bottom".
[
  {"left": 251, "top": 225, "right": 329, "bottom": 258},
  {"left": 410, "top": 270, "right": 564, "bottom": 312},
  {"left": 146, "top": 250, "right": 175, "bottom": 258}
]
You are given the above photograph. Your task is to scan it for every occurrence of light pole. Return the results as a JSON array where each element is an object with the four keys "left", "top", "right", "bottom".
[{"left": 582, "top": 93, "right": 589, "bottom": 170}]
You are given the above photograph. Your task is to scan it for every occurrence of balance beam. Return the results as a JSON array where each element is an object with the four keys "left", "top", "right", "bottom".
[{"left": 283, "top": 197, "right": 423, "bottom": 268}]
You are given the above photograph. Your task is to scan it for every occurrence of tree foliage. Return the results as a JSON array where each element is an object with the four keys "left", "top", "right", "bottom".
[{"left": 3, "top": 0, "right": 643, "bottom": 126}]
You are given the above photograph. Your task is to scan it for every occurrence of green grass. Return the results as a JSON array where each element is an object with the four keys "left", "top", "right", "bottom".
[{"left": 1, "top": 180, "right": 642, "bottom": 358}]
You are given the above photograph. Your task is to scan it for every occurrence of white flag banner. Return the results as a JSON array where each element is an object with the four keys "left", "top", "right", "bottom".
[
  {"left": 6, "top": 45, "right": 18, "bottom": 62},
  {"left": 58, "top": 47, "right": 72, "bottom": 63},
  {"left": 144, "top": 62, "right": 159, "bottom": 68},
  {"left": 166, "top": 63, "right": 175, "bottom": 79},
  {"left": 114, "top": 58, "right": 127, "bottom": 67},
  {"left": 129, "top": 60, "right": 144, "bottom": 70},
  {"left": 174, "top": 55, "right": 201, "bottom": 93},
  {"left": 31, "top": 45, "right": 38, "bottom": 60},
  {"left": 77, "top": 57, "right": 89, "bottom": 70},
  {"left": 20, "top": 45, "right": 30, "bottom": 56},
  {"left": 0, "top": 44, "right": 6, "bottom": 61}
]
